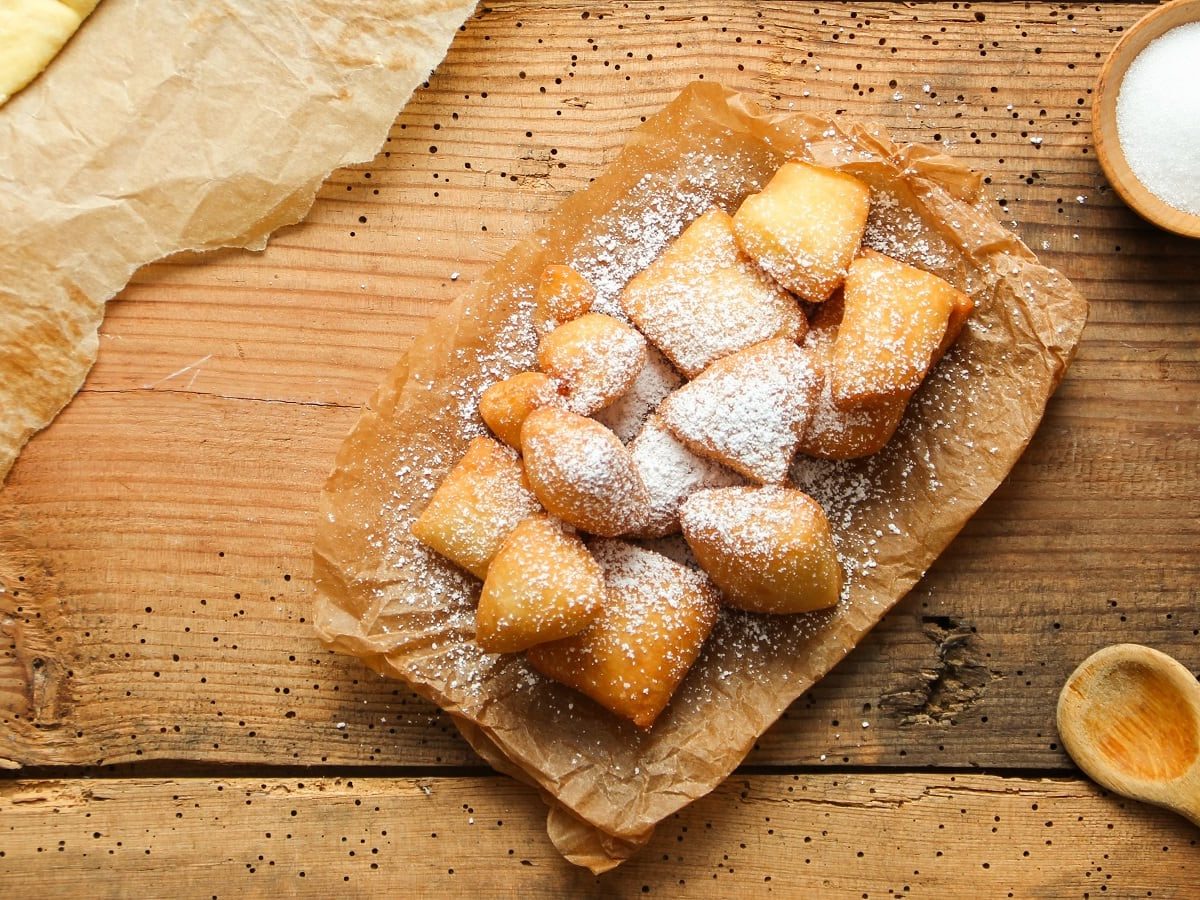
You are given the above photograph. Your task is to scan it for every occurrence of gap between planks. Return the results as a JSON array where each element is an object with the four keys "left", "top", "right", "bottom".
[{"left": 0, "top": 772, "right": 1195, "bottom": 897}]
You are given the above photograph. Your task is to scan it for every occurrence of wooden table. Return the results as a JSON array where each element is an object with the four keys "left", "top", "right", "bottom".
[{"left": 2, "top": 2, "right": 1199, "bottom": 895}]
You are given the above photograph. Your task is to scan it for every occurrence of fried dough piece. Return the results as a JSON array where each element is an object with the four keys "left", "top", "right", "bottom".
[
  {"left": 628, "top": 414, "right": 742, "bottom": 538},
  {"left": 526, "top": 540, "right": 720, "bottom": 728},
  {"left": 658, "top": 338, "right": 818, "bottom": 484},
  {"left": 732, "top": 161, "right": 870, "bottom": 303},
  {"left": 532, "top": 264, "right": 596, "bottom": 335},
  {"left": 830, "top": 250, "right": 964, "bottom": 409},
  {"left": 520, "top": 407, "right": 649, "bottom": 537},
  {"left": 799, "top": 329, "right": 907, "bottom": 460},
  {"left": 680, "top": 486, "right": 843, "bottom": 614},
  {"left": 538, "top": 313, "right": 647, "bottom": 415},
  {"left": 478, "top": 371, "right": 564, "bottom": 449},
  {"left": 620, "top": 207, "right": 805, "bottom": 378},
  {"left": 934, "top": 276, "right": 976, "bottom": 364},
  {"left": 476, "top": 516, "right": 605, "bottom": 653},
  {"left": 411, "top": 436, "right": 541, "bottom": 579}
]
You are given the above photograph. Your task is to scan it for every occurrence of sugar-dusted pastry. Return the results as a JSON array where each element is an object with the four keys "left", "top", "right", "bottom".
[
  {"left": 796, "top": 297, "right": 907, "bottom": 458},
  {"left": 478, "top": 371, "right": 564, "bottom": 449},
  {"left": 680, "top": 486, "right": 843, "bottom": 614},
  {"left": 732, "top": 161, "right": 870, "bottom": 303},
  {"left": 538, "top": 313, "right": 647, "bottom": 416},
  {"left": 619, "top": 207, "right": 805, "bottom": 378},
  {"left": 799, "top": 325, "right": 907, "bottom": 460},
  {"left": 526, "top": 540, "right": 720, "bottom": 728},
  {"left": 520, "top": 407, "right": 649, "bottom": 537},
  {"left": 476, "top": 515, "right": 605, "bottom": 653},
  {"left": 831, "top": 250, "right": 965, "bottom": 409},
  {"left": 658, "top": 337, "right": 818, "bottom": 485},
  {"left": 628, "top": 414, "right": 742, "bottom": 538},
  {"left": 594, "top": 344, "right": 683, "bottom": 443},
  {"left": 532, "top": 264, "right": 596, "bottom": 335},
  {"left": 934, "top": 276, "right": 976, "bottom": 364},
  {"left": 411, "top": 436, "right": 541, "bottom": 579}
]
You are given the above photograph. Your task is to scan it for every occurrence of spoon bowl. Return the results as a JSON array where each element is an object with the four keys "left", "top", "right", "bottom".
[{"left": 1057, "top": 644, "right": 1200, "bottom": 826}]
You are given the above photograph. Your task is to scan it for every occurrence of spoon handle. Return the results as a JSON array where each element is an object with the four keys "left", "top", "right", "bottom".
[{"left": 1171, "top": 783, "right": 1200, "bottom": 828}]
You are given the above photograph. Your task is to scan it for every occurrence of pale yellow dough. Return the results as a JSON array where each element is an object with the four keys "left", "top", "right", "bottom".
[{"left": 0, "top": 0, "right": 100, "bottom": 106}]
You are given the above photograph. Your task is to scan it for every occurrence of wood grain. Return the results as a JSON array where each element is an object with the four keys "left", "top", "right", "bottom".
[
  {"left": 2, "top": 773, "right": 1197, "bottom": 897},
  {"left": 1, "top": 1, "right": 1198, "bottom": 783}
]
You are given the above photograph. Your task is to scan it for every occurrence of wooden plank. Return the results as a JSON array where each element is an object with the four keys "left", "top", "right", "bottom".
[
  {"left": 2, "top": 1, "right": 1199, "bottom": 772},
  {"left": 1, "top": 774, "right": 1197, "bottom": 896}
]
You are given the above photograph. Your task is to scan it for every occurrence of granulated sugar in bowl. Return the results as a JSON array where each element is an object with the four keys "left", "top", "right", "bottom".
[
  {"left": 1116, "top": 21, "right": 1200, "bottom": 216},
  {"left": 1093, "top": 0, "right": 1200, "bottom": 237}
]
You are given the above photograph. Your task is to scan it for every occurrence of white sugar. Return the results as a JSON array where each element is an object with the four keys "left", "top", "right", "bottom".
[
  {"left": 629, "top": 416, "right": 742, "bottom": 537},
  {"left": 1116, "top": 22, "right": 1200, "bottom": 215},
  {"left": 594, "top": 345, "right": 683, "bottom": 442}
]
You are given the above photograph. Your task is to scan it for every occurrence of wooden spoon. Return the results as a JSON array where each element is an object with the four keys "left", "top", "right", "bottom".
[{"left": 1057, "top": 644, "right": 1200, "bottom": 826}]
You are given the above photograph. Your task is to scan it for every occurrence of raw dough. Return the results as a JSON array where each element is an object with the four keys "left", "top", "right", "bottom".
[{"left": 0, "top": 0, "right": 100, "bottom": 106}]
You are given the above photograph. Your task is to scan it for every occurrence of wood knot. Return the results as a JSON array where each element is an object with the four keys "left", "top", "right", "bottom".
[{"left": 879, "top": 614, "right": 1000, "bottom": 726}]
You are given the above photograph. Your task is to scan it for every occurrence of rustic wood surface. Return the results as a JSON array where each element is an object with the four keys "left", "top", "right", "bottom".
[
  {"left": 2, "top": 1, "right": 1198, "bottom": 894},
  {"left": 3, "top": 774, "right": 1198, "bottom": 897}
]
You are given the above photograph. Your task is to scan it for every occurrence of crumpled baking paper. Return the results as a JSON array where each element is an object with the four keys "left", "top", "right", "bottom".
[
  {"left": 313, "top": 82, "right": 1089, "bottom": 872},
  {"left": 0, "top": 0, "right": 477, "bottom": 482}
]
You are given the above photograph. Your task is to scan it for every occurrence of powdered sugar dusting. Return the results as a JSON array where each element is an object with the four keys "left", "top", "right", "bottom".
[
  {"left": 864, "top": 189, "right": 953, "bottom": 274},
  {"left": 538, "top": 313, "right": 647, "bottom": 416},
  {"left": 522, "top": 409, "right": 650, "bottom": 537},
  {"left": 660, "top": 338, "right": 817, "bottom": 484},
  {"left": 681, "top": 486, "right": 814, "bottom": 563},
  {"left": 569, "top": 148, "right": 776, "bottom": 317},
  {"left": 447, "top": 294, "right": 541, "bottom": 435},
  {"left": 620, "top": 207, "right": 805, "bottom": 377},
  {"left": 594, "top": 345, "right": 683, "bottom": 442},
  {"left": 630, "top": 415, "right": 743, "bottom": 538}
]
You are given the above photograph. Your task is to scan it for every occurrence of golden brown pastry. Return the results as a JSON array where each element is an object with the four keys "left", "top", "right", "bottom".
[
  {"left": 478, "top": 371, "right": 564, "bottom": 449},
  {"left": 411, "top": 436, "right": 541, "bottom": 579},
  {"left": 620, "top": 207, "right": 805, "bottom": 378},
  {"left": 680, "top": 485, "right": 843, "bottom": 614},
  {"left": 732, "top": 161, "right": 870, "bottom": 302},
  {"left": 520, "top": 407, "right": 649, "bottom": 537},
  {"left": 830, "top": 250, "right": 965, "bottom": 409},
  {"left": 476, "top": 515, "right": 605, "bottom": 653},
  {"left": 538, "top": 313, "right": 647, "bottom": 415},
  {"left": 532, "top": 264, "right": 596, "bottom": 335},
  {"left": 526, "top": 539, "right": 720, "bottom": 728}
]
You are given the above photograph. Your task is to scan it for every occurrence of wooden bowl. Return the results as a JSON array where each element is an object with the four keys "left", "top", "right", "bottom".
[{"left": 1093, "top": 0, "right": 1200, "bottom": 239}]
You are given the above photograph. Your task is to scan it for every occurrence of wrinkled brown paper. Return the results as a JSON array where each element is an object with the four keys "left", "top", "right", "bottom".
[
  {"left": 313, "top": 83, "right": 1089, "bottom": 872},
  {"left": 0, "top": 0, "right": 477, "bottom": 482}
]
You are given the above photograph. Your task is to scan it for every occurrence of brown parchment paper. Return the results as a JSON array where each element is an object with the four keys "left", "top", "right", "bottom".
[
  {"left": 0, "top": 0, "right": 477, "bottom": 482},
  {"left": 313, "top": 82, "right": 1089, "bottom": 873}
]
